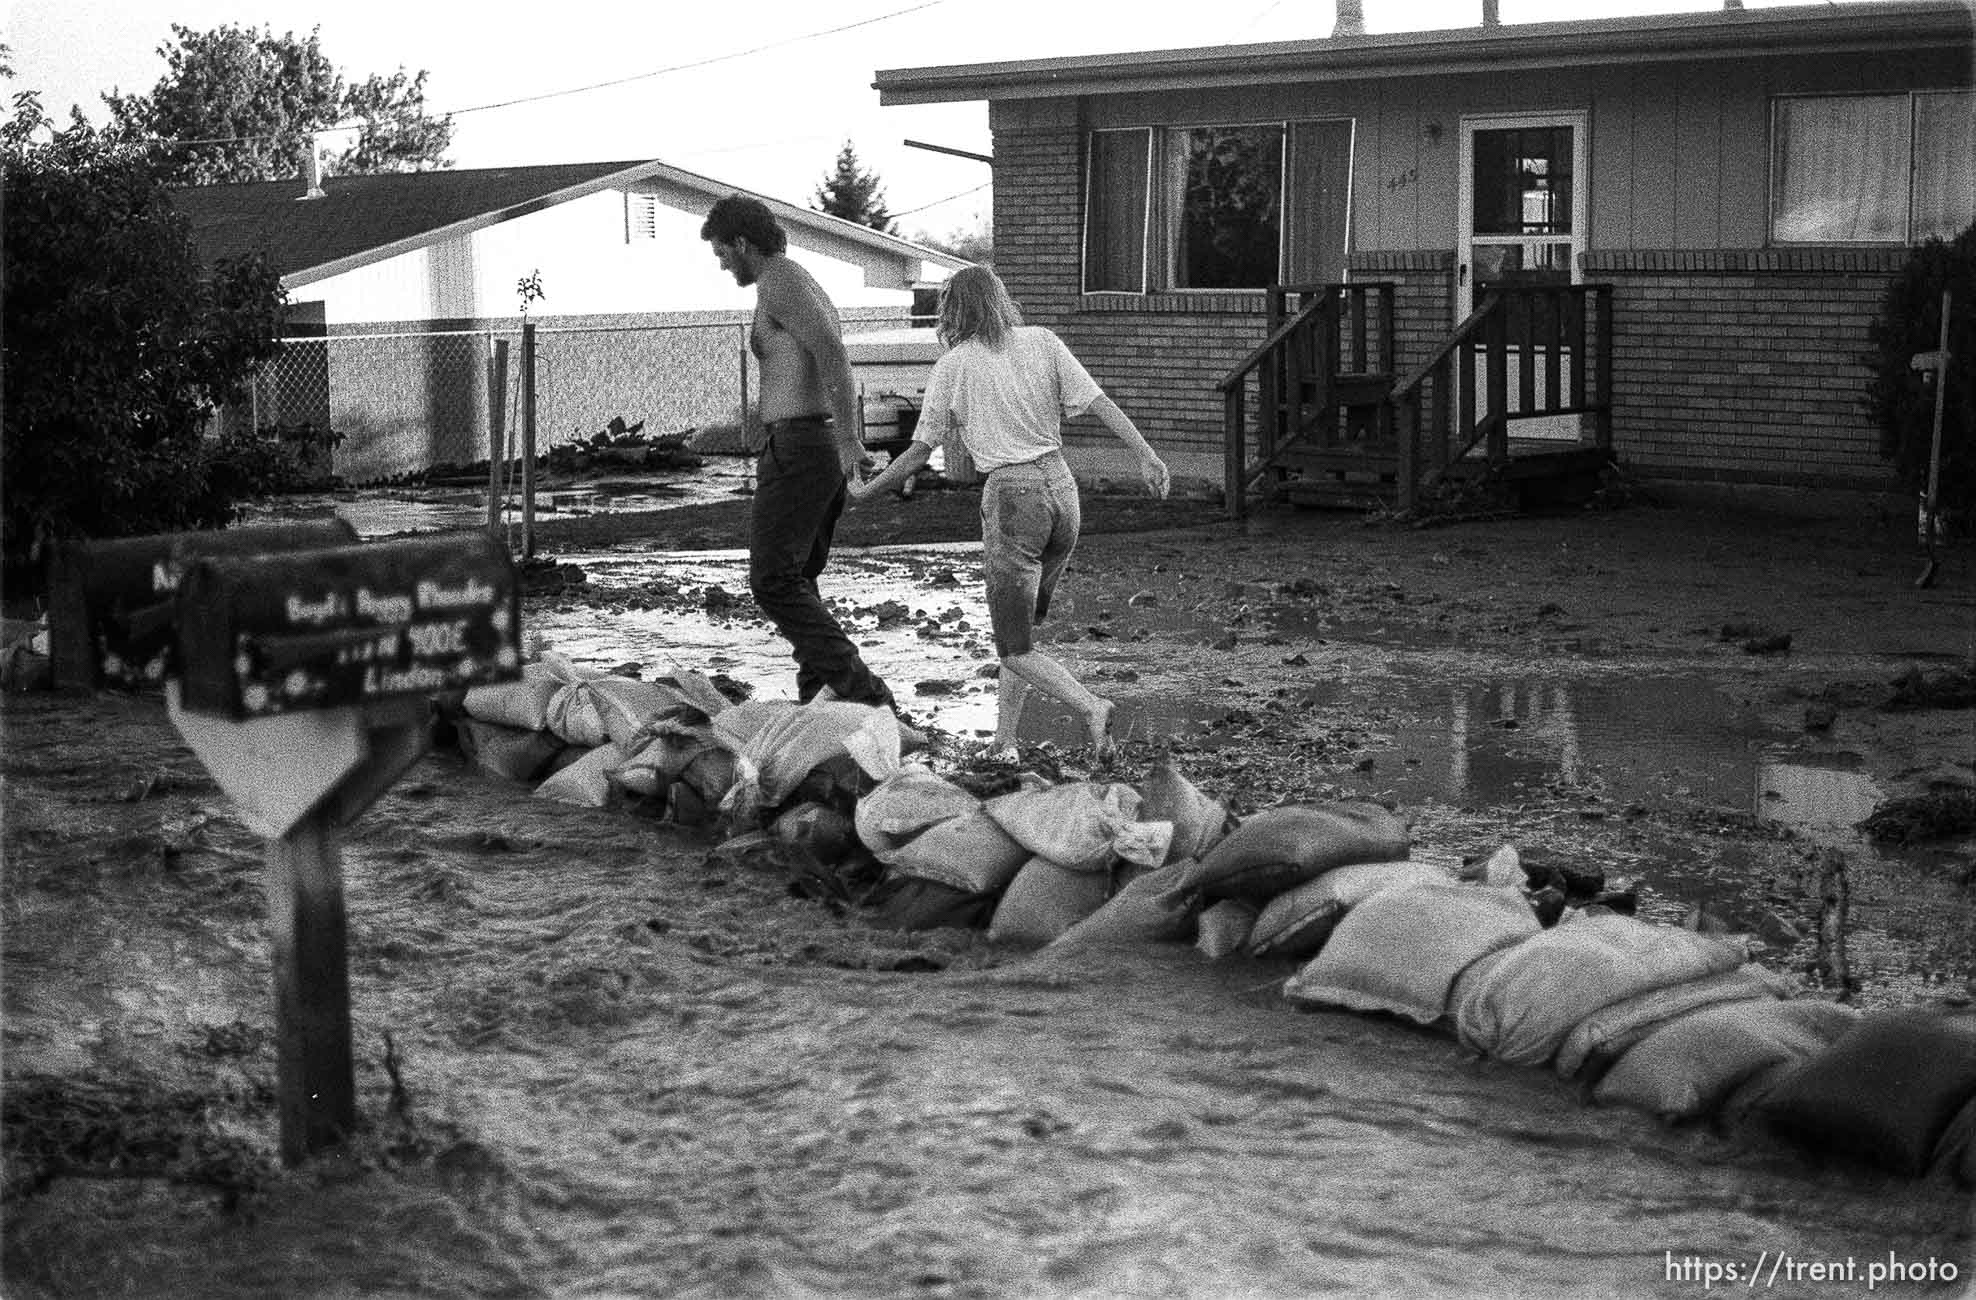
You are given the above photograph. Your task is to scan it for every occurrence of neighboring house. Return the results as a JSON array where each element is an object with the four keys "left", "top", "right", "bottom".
[
  {"left": 875, "top": 0, "right": 1975, "bottom": 508},
  {"left": 169, "top": 159, "right": 961, "bottom": 478}
]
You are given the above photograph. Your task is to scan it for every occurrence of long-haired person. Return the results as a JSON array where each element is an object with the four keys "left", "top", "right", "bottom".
[{"left": 849, "top": 265, "right": 1170, "bottom": 757}]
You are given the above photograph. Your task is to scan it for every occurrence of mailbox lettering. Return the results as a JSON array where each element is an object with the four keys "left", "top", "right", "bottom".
[
  {"left": 287, "top": 592, "right": 350, "bottom": 626},
  {"left": 175, "top": 531, "right": 521, "bottom": 718},
  {"left": 355, "top": 588, "right": 415, "bottom": 625},
  {"left": 417, "top": 577, "right": 496, "bottom": 610},
  {"left": 406, "top": 620, "right": 468, "bottom": 656}
]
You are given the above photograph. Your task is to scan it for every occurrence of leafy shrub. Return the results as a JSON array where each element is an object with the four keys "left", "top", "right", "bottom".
[
  {"left": 1864, "top": 222, "right": 1975, "bottom": 531},
  {"left": 199, "top": 422, "right": 345, "bottom": 503},
  {"left": 2, "top": 95, "right": 287, "bottom": 593}
]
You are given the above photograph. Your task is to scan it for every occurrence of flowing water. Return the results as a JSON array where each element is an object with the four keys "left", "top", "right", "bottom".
[{"left": 8, "top": 475, "right": 1968, "bottom": 1297}]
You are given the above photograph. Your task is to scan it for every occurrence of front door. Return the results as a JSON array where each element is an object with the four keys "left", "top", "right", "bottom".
[{"left": 1457, "top": 113, "right": 1588, "bottom": 439}]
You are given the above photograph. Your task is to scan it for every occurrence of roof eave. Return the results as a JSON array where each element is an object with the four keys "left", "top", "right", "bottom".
[
  {"left": 873, "top": 4, "right": 1973, "bottom": 105},
  {"left": 286, "top": 157, "right": 965, "bottom": 287}
]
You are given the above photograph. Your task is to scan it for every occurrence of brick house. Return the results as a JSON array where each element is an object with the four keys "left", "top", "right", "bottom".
[{"left": 874, "top": 1, "right": 1974, "bottom": 510}]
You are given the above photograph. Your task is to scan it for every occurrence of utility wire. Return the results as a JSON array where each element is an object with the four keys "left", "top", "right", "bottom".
[
  {"left": 447, "top": 0, "right": 949, "bottom": 117},
  {"left": 127, "top": 0, "right": 948, "bottom": 149},
  {"left": 891, "top": 179, "right": 991, "bottom": 221}
]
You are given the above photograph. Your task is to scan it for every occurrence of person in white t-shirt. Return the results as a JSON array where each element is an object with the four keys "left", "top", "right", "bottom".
[{"left": 848, "top": 264, "right": 1170, "bottom": 758}]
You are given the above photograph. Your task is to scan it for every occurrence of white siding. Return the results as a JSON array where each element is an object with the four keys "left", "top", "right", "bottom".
[{"left": 299, "top": 182, "right": 935, "bottom": 327}]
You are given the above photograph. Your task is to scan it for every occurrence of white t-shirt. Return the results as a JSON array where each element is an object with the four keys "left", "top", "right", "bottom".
[{"left": 912, "top": 326, "right": 1104, "bottom": 473}]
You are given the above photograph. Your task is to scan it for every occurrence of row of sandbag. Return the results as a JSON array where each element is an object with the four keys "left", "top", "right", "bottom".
[
  {"left": 1269, "top": 874, "right": 1976, "bottom": 1185},
  {"left": 451, "top": 653, "right": 904, "bottom": 827},
  {"left": 850, "top": 760, "right": 1418, "bottom": 951},
  {"left": 852, "top": 762, "right": 1975, "bottom": 1185}
]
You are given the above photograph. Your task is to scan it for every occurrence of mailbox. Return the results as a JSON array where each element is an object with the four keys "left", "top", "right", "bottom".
[
  {"left": 49, "top": 521, "right": 360, "bottom": 691},
  {"left": 174, "top": 530, "right": 521, "bottom": 719}
]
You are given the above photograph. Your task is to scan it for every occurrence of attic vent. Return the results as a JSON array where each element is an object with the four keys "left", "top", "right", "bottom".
[{"left": 627, "top": 192, "right": 659, "bottom": 242}]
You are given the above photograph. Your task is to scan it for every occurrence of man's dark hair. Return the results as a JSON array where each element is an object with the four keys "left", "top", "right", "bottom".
[{"left": 700, "top": 194, "right": 787, "bottom": 255}]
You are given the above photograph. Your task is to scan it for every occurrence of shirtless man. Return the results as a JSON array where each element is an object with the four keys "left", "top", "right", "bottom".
[{"left": 700, "top": 194, "right": 897, "bottom": 712}]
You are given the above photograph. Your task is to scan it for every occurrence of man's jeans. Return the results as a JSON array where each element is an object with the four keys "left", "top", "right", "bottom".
[{"left": 749, "top": 417, "right": 895, "bottom": 708}]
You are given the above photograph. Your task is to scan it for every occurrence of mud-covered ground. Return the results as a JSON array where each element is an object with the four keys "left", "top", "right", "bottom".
[{"left": 4, "top": 478, "right": 1974, "bottom": 1298}]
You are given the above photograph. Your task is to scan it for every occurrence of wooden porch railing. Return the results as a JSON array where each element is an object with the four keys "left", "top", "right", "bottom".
[
  {"left": 1220, "top": 281, "right": 1615, "bottom": 517},
  {"left": 1390, "top": 284, "right": 1614, "bottom": 511},
  {"left": 1217, "top": 281, "right": 1396, "bottom": 520}
]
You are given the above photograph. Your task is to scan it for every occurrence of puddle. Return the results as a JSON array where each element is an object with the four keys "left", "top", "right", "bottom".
[{"left": 240, "top": 460, "right": 756, "bottom": 538}]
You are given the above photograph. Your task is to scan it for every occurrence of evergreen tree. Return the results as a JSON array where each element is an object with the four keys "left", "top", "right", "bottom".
[
  {"left": 102, "top": 23, "right": 451, "bottom": 185},
  {"left": 814, "top": 140, "right": 893, "bottom": 233}
]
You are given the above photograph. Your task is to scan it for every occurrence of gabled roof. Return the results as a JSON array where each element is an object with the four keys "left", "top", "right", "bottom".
[
  {"left": 167, "top": 158, "right": 965, "bottom": 289},
  {"left": 874, "top": 0, "right": 1973, "bottom": 103}
]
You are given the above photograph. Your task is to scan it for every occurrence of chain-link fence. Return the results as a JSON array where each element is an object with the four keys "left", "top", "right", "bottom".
[{"left": 222, "top": 320, "right": 753, "bottom": 485}]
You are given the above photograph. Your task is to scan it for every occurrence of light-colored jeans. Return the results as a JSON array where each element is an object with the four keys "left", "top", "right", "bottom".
[{"left": 980, "top": 451, "right": 1080, "bottom": 657}]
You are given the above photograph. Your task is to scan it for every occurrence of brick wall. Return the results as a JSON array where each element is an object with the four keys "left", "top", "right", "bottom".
[
  {"left": 1587, "top": 250, "right": 1907, "bottom": 491},
  {"left": 991, "top": 120, "right": 1911, "bottom": 497}
]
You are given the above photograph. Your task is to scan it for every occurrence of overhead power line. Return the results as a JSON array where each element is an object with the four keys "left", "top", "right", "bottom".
[
  {"left": 892, "top": 180, "right": 991, "bottom": 221},
  {"left": 445, "top": 0, "right": 949, "bottom": 117},
  {"left": 129, "top": 0, "right": 949, "bottom": 149}
]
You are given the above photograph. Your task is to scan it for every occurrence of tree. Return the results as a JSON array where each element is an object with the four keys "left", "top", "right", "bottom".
[
  {"left": 814, "top": 140, "right": 893, "bottom": 233},
  {"left": 912, "top": 219, "right": 993, "bottom": 266},
  {"left": 101, "top": 23, "right": 451, "bottom": 185},
  {"left": 1864, "top": 221, "right": 1975, "bottom": 532},
  {"left": 2, "top": 92, "right": 289, "bottom": 586}
]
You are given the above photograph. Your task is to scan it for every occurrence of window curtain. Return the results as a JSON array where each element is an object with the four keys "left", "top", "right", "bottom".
[
  {"left": 1284, "top": 120, "right": 1354, "bottom": 285},
  {"left": 1084, "top": 130, "right": 1150, "bottom": 293},
  {"left": 1772, "top": 96, "right": 1909, "bottom": 243},
  {"left": 1912, "top": 91, "right": 1976, "bottom": 242}
]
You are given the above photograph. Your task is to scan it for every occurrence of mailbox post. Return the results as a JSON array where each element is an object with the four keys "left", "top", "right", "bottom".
[{"left": 164, "top": 529, "right": 520, "bottom": 1163}]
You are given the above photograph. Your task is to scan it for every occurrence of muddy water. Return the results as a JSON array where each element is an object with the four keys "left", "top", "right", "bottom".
[
  {"left": 528, "top": 542, "right": 1973, "bottom": 1015},
  {"left": 13, "top": 485, "right": 1972, "bottom": 1296}
]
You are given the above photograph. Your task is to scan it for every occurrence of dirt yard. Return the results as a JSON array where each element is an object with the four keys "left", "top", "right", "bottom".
[{"left": 3, "top": 483, "right": 1972, "bottom": 1298}]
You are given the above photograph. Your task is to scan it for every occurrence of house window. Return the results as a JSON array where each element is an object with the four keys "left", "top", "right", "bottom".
[
  {"left": 626, "top": 191, "right": 659, "bottom": 242},
  {"left": 1771, "top": 91, "right": 1975, "bottom": 244},
  {"left": 1084, "top": 130, "right": 1150, "bottom": 293},
  {"left": 1083, "top": 119, "right": 1353, "bottom": 295}
]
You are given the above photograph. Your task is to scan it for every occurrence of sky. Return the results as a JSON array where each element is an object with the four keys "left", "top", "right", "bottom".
[{"left": 6, "top": 0, "right": 1891, "bottom": 244}]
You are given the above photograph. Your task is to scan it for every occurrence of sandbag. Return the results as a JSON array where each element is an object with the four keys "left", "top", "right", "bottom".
[
  {"left": 987, "top": 856, "right": 1114, "bottom": 947},
  {"left": 1450, "top": 911, "right": 1747, "bottom": 1068},
  {"left": 1757, "top": 1004, "right": 1976, "bottom": 1176},
  {"left": 1195, "top": 900, "right": 1260, "bottom": 960},
  {"left": 855, "top": 768, "right": 982, "bottom": 857},
  {"left": 771, "top": 802, "right": 856, "bottom": 864},
  {"left": 882, "top": 807, "right": 1032, "bottom": 895},
  {"left": 1247, "top": 860, "right": 1448, "bottom": 961},
  {"left": 984, "top": 782, "right": 1144, "bottom": 872},
  {"left": 539, "top": 651, "right": 684, "bottom": 748},
  {"left": 1554, "top": 965, "right": 1793, "bottom": 1082},
  {"left": 714, "top": 698, "right": 903, "bottom": 827},
  {"left": 878, "top": 875, "right": 999, "bottom": 932},
  {"left": 533, "top": 741, "right": 632, "bottom": 808},
  {"left": 458, "top": 718, "right": 565, "bottom": 784},
  {"left": 1592, "top": 998, "right": 1860, "bottom": 1122},
  {"left": 1179, "top": 801, "right": 1410, "bottom": 902},
  {"left": 461, "top": 662, "right": 564, "bottom": 732},
  {"left": 1283, "top": 882, "right": 1539, "bottom": 1024},
  {"left": 1930, "top": 1095, "right": 1976, "bottom": 1189},
  {"left": 1049, "top": 862, "right": 1201, "bottom": 950},
  {"left": 1138, "top": 761, "right": 1229, "bottom": 863}
]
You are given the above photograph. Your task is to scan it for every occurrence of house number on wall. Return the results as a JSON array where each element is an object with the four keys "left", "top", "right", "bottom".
[{"left": 1386, "top": 167, "right": 1420, "bottom": 192}]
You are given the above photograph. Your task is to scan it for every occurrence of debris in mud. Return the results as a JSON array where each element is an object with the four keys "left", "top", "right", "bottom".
[
  {"left": 1718, "top": 621, "right": 1793, "bottom": 655},
  {"left": 519, "top": 557, "right": 587, "bottom": 596},
  {"left": 2, "top": 1074, "right": 275, "bottom": 1205},
  {"left": 1858, "top": 787, "right": 1976, "bottom": 845},
  {"left": 1882, "top": 664, "right": 1976, "bottom": 712}
]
